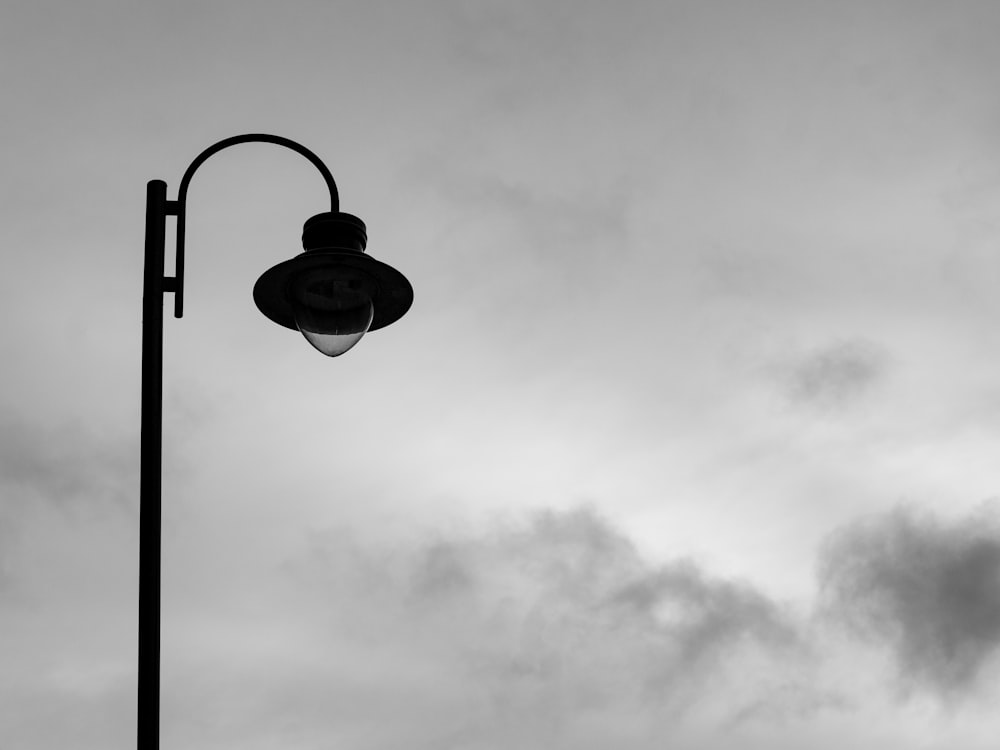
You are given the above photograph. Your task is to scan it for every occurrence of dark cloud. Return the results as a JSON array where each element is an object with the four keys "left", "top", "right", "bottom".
[
  {"left": 0, "top": 412, "right": 139, "bottom": 586},
  {"left": 605, "top": 558, "right": 795, "bottom": 665},
  {"left": 727, "top": 683, "right": 851, "bottom": 728},
  {"left": 0, "top": 412, "right": 137, "bottom": 513},
  {"left": 779, "top": 339, "right": 889, "bottom": 409},
  {"left": 408, "top": 508, "right": 795, "bottom": 668},
  {"left": 286, "top": 507, "right": 801, "bottom": 744},
  {"left": 819, "top": 504, "right": 1000, "bottom": 698},
  {"left": 1, "top": 413, "right": 139, "bottom": 579}
]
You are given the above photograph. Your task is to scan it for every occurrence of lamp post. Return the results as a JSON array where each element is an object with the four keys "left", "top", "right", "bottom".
[{"left": 138, "top": 134, "right": 412, "bottom": 750}]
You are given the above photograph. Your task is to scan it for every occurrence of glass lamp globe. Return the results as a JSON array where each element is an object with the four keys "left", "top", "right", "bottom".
[{"left": 290, "top": 270, "right": 375, "bottom": 356}]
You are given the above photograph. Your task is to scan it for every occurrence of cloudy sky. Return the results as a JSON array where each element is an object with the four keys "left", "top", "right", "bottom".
[{"left": 3, "top": 1, "right": 1000, "bottom": 747}]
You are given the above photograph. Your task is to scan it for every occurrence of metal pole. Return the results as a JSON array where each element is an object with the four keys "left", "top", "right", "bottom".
[{"left": 138, "top": 179, "right": 167, "bottom": 750}]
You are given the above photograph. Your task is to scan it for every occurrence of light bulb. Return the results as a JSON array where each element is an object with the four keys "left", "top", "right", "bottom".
[{"left": 290, "top": 271, "right": 375, "bottom": 357}]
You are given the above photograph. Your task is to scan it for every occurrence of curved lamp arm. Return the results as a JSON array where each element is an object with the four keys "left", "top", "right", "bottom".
[{"left": 171, "top": 134, "right": 340, "bottom": 318}]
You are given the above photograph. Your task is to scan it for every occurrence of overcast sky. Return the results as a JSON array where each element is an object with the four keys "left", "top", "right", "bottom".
[{"left": 3, "top": 1, "right": 1000, "bottom": 748}]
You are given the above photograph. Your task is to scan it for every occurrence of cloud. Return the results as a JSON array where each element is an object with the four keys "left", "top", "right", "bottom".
[
  {"left": 279, "top": 503, "right": 1000, "bottom": 746},
  {"left": 265, "top": 507, "right": 803, "bottom": 748},
  {"left": 777, "top": 339, "right": 889, "bottom": 410},
  {"left": 818, "top": 503, "right": 1000, "bottom": 699},
  {"left": 0, "top": 411, "right": 137, "bottom": 513},
  {"left": 11, "top": 501, "right": 1000, "bottom": 749},
  {"left": 0, "top": 411, "right": 140, "bottom": 584}
]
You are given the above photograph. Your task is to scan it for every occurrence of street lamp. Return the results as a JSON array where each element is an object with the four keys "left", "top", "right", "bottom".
[{"left": 138, "top": 134, "right": 412, "bottom": 749}]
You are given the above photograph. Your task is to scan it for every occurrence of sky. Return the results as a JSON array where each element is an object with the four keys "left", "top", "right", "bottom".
[{"left": 3, "top": 0, "right": 1000, "bottom": 747}]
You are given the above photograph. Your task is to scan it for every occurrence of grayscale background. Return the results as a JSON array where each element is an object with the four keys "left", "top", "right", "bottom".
[{"left": 3, "top": 2, "right": 1000, "bottom": 748}]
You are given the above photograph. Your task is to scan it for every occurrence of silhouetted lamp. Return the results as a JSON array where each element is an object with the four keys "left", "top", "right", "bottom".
[
  {"left": 254, "top": 212, "right": 412, "bottom": 356},
  {"left": 138, "top": 134, "right": 412, "bottom": 750}
]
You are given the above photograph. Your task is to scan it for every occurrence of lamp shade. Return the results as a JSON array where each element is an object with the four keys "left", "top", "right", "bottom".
[{"left": 253, "top": 212, "right": 413, "bottom": 354}]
